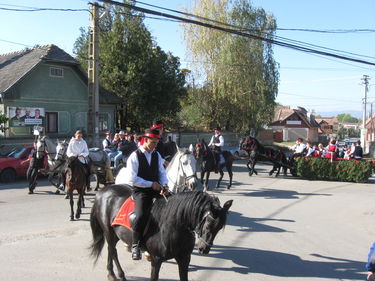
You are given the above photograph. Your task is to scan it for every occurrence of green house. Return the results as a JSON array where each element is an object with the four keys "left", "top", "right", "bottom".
[{"left": 0, "top": 44, "right": 120, "bottom": 145}]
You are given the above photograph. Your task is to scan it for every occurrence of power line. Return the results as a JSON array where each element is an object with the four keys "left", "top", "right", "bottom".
[
  {"left": 98, "top": 0, "right": 375, "bottom": 66},
  {"left": 134, "top": 0, "right": 375, "bottom": 60}
]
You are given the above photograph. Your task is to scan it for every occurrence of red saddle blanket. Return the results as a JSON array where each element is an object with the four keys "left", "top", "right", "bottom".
[{"left": 111, "top": 197, "right": 135, "bottom": 230}]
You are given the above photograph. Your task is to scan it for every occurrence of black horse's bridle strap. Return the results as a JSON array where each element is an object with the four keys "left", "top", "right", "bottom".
[{"left": 194, "top": 211, "right": 214, "bottom": 247}]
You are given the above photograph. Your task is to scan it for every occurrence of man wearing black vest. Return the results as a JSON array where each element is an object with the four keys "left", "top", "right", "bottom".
[
  {"left": 352, "top": 140, "right": 363, "bottom": 160},
  {"left": 122, "top": 128, "right": 169, "bottom": 260},
  {"left": 208, "top": 126, "right": 224, "bottom": 173}
]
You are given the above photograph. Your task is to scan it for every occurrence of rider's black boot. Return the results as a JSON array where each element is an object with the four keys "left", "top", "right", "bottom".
[{"left": 132, "top": 231, "right": 141, "bottom": 260}]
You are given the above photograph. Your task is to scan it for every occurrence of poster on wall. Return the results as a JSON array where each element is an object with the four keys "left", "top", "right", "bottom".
[{"left": 8, "top": 107, "right": 45, "bottom": 127}]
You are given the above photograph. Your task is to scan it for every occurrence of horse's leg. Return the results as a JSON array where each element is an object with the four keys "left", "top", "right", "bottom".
[
  {"left": 246, "top": 159, "right": 253, "bottom": 176},
  {"left": 107, "top": 234, "right": 127, "bottom": 281},
  {"left": 175, "top": 255, "right": 191, "bottom": 281},
  {"left": 269, "top": 164, "right": 276, "bottom": 176},
  {"left": 275, "top": 164, "right": 281, "bottom": 177},
  {"left": 216, "top": 169, "right": 224, "bottom": 189},
  {"left": 200, "top": 170, "right": 205, "bottom": 185},
  {"left": 250, "top": 158, "right": 258, "bottom": 175},
  {"left": 150, "top": 256, "right": 162, "bottom": 281},
  {"left": 76, "top": 190, "right": 82, "bottom": 219},
  {"left": 69, "top": 191, "right": 74, "bottom": 221},
  {"left": 227, "top": 164, "right": 233, "bottom": 189},
  {"left": 204, "top": 171, "right": 210, "bottom": 191}
]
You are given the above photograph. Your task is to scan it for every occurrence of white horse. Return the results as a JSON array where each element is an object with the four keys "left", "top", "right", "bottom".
[
  {"left": 115, "top": 148, "right": 199, "bottom": 193},
  {"left": 35, "top": 135, "right": 65, "bottom": 192}
]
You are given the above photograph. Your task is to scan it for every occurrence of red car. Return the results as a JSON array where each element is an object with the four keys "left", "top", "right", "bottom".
[{"left": 0, "top": 145, "right": 34, "bottom": 182}]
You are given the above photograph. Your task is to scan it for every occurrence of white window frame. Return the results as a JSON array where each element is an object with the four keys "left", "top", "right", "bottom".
[{"left": 49, "top": 67, "right": 64, "bottom": 78}]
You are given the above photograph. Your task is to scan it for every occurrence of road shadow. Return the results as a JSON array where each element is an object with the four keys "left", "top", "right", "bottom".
[
  {"left": 227, "top": 210, "right": 293, "bottom": 233},
  {"left": 243, "top": 188, "right": 332, "bottom": 199},
  {"left": 189, "top": 245, "right": 365, "bottom": 280}
]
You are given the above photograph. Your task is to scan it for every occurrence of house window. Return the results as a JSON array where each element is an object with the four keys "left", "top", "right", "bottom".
[
  {"left": 46, "top": 112, "right": 58, "bottom": 133},
  {"left": 99, "top": 113, "right": 109, "bottom": 132},
  {"left": 49, "top": 67, "right": 64, "bottom": 78}
]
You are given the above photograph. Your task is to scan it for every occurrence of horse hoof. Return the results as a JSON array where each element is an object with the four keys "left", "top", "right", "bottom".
[
  {"left": 144, "top": 251, "right": 152, "bottom": 262},
  {"left": 75, "top": 214, "right": 80, "bottom": 219},
  {"left": 227, "top": 186, "right": 231, "bottom": 190},
  {"left": 55, "top": 189, "right": 60, "bottom": 195},
  {"left": 64, "top": 195, "right": 69, "bottom": 199},
  {"left": 28, "top": 190, "right": 34, "bottom": 194},
  {"left": 70, "top": 217, "right": 74, "bottom": 221},
  {"left": 107, "top": 274, "right": 117, "bottom": 281}
]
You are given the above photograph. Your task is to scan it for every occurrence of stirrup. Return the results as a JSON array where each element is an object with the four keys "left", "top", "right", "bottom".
[{"left": 131, "top": 244, "right": 141, "bottom": 260}]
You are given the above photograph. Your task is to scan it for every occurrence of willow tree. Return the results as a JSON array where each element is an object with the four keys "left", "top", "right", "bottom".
[{"left": 182, "top": 0, "right": 279, "bottom": 133}]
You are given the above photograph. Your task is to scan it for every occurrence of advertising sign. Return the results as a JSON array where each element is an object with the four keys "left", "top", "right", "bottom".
[{"left": 8, "top": 107, "right": 45, "bottom": 127}]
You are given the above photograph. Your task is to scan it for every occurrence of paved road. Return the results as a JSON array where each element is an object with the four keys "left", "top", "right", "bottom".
[{"left": 1, "top": 160, "right": 374, "bottom": 281}]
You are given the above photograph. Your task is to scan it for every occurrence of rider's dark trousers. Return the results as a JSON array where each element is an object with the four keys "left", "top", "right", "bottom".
[{"left": 132, "top": 187, "right": 160, "bottom": 241}]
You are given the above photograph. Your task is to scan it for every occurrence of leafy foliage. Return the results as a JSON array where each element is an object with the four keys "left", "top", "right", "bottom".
[
  {"left": 73, "top": 4, "right": 186, "bottom": 131},
  {"left": 0, "top": 113, "right": 8, "bottom": 132},
  {"left": 295, "top": 157, "right": 373, "bottom": 183},
  {"left": 336, "top": 113, "right": 359, "bottom": 123},
  {"left": 182, "top": 0, "right": 278, "bottom": 133}
]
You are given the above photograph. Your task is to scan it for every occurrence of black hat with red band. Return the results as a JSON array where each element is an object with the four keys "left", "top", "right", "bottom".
[
  {"left": 151, "top": 120, "right": 164, "bottom": 130},
  {"left": 143, "top": 128, "right": 161, "bottom": 139}
]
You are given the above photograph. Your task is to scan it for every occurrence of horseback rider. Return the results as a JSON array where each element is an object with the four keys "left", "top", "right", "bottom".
[
  {"left": 208, "top": 126, "right": 224, "bottom": 173},
  {"left": 122, "top": 128, "right": 169, "bottom": 260},
  {"left": 66, "top": 130, "right": 91, "bottom": 188}
]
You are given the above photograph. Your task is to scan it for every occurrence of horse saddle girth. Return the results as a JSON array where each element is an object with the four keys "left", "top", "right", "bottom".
[{"left": 112, "top": 196, "right": 136, "bottom": 230}]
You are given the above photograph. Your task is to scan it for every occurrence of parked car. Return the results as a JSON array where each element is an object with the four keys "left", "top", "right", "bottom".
[{"left": 0, "top": 145, "right": 34, "bottom": 182}]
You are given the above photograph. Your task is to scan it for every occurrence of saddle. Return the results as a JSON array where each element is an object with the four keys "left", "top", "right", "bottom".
[{"left": 112, "top": 196, "right": 136, "bottom": 230}]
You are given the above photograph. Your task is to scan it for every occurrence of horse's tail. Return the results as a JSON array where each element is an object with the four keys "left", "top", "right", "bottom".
[{"left": 89, "top": 201, "right": 105, "bottom": 264}]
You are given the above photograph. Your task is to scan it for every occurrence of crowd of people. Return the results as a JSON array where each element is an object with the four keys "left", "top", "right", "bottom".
[{"left": 290, "top": 137, "right": 363, "bottom": 160}]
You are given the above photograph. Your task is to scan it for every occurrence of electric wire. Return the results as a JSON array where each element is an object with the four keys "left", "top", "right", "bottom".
[{"left": 97, "top": 0, "right": 375, "bottom": 66}]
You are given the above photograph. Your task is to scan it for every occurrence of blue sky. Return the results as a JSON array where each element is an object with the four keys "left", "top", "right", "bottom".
[{"left": 1, "top": 0, "right": 374, "bottom": 117}]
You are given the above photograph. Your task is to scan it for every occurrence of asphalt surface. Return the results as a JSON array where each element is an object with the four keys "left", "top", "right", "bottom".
[{"left": 1, "top": 160, "right": 374, "bottom": 281}]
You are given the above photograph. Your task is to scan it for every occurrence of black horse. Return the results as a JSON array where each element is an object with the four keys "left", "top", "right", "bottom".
[
  {"left": 239, "top": 136, "right": 290, "bottom": 177},
  {"left": 195, "top": 139, "right": 234, "bottom": 191},
  {"left": 90, "top": 185, "right": 232, "bottom": 281},
  {"left": 65, "top": 157, "right": 87, "bottom": 221}
]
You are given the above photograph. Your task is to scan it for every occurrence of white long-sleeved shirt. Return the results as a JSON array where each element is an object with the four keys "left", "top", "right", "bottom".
[
  {"left": 208, "top": 134, "right": 224, "bottom": 147},
  {"left": 291, "top": 142, "right": 306, "bottom": 154},
  {"left": 121, "top": 146, "right": 168, "bottom": 188},
  {"left": 67, "top": 137, "right": 89, "bottom": 163}
]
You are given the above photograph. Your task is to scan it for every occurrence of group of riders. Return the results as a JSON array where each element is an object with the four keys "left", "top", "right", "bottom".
[{"left": 28, "top": 120, "right": 226, "bottom": 261}]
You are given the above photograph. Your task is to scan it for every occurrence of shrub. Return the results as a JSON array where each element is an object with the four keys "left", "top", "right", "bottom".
[{"left": 295, "top": 157, "right": 373, "bottom": 183}]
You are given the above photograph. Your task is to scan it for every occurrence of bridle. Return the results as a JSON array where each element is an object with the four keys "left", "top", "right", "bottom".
[
  {"left": 169, "top": 152, "right": 197, "bottom": 192},
  {"left": 194, "top": 210, "right": 215, "bottom": 247}
]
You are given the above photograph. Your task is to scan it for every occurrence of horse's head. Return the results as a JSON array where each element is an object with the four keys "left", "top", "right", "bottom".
[
  {"left": 55, "top": 140, "right": 68, "bottom": 161},
  {"left": 195, "top": 139, "right": 209, "bottom": 159},
  {"left": 167, "top": 149, "right": 198, "bottom": 192},
  {"left": 196, "top": 197, "right": 233, "bottom": 254},
  {"left": 36, "top": 136, "right": 46, "bottom": 159},
  {"left": 241, "top": 136, "right": 256, "bottom": 151}
]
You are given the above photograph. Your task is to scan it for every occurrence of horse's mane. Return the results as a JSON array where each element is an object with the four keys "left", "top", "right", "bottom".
[{"left": 151, "top": 191, "right": 223, "bottom": 229}]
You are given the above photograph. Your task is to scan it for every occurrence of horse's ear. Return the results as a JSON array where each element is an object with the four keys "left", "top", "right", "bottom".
[{"left": 222, "top": 200, "right": 233, "bottom": 212}]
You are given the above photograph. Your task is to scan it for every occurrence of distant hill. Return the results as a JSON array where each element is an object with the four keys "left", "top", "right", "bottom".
[{"left": 316, "top": 110, "right": 362, "bottom": 119}]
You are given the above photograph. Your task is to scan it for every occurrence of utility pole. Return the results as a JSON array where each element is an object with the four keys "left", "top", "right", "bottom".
[
  {"left": 88, "top": 2, "right": 100, "bottom": 147},
  {"left": 361, "top": 75, "right": 370, "bottom": 152}
]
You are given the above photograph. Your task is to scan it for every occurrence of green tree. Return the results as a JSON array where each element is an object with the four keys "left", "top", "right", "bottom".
[
  {"left": 74, "top": 4, "right": 186, "bottom": 131},
  {"left": 336, "top": 113, "right": 359, "bottom": 123},
  {"left": 182, "top": 0, "right": 278, "bottom": 133}
]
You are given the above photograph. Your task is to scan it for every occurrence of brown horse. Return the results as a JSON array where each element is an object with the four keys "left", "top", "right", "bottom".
[{"left": 65, "top": 157, "right": 87, "bottom": 221}]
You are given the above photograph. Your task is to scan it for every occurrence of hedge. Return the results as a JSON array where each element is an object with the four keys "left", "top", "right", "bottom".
[{"left": 295, "top": 157, "right": 374, "bottom": 183}]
